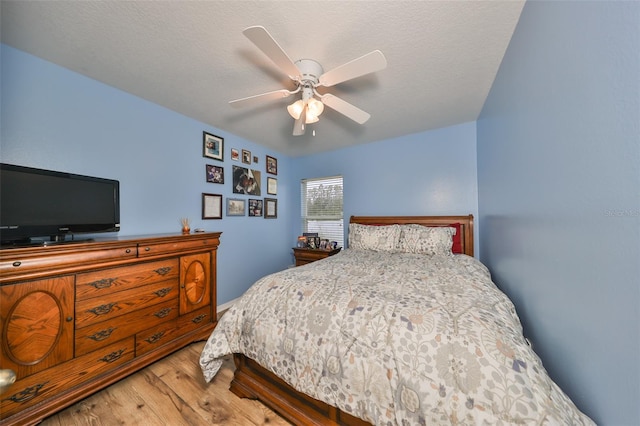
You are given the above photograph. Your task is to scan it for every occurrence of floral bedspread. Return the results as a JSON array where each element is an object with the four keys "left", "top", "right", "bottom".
[{"left": 200, "top": 250, "right": 594, "bottom": 425}]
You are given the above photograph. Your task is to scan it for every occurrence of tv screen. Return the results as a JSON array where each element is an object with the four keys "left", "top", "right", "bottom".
[{"left": 1, "top": 163, "right": 120, "bottom": 245}]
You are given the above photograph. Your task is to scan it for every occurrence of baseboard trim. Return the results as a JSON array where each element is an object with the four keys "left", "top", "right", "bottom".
[{"left": 217, "top": 297, "right": 240, "bottom": 319}]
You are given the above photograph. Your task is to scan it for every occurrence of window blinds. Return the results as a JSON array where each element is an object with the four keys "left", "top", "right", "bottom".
[{"left": 300, "top": 175, "right": 344, "bottom": 247}]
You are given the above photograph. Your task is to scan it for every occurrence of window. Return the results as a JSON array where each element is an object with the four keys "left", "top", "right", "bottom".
[{"left": 301, "top": 175, "right": 344, "bottom": 247}]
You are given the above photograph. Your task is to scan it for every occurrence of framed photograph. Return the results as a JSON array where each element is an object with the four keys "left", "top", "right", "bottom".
[
  {"left": 231, "top": 148, "right": 240, "bottom": 161},
  {"left": 206, "top": 164, "right": 224, "bottom": 184},
  {"left": 226, "top": 198, "right": 245, "bottom": 216},
  {"left": 264, "top": 197, "right": 277, "bottom": 219},
  {"left": 253, "top": 156, "right": 259, "bottom": 164},
  {"left": 232, "top": 165, "right": 261, "bottom": 195},
  {"left": 267, "top": 177, "right": 277, "bottom": 195},
  {"left": 266, "top": 155, "right": 278, "bottom": 175},
  {"left": 203, "top": 132, "right": 223, "bottom": 161},
  {"left": 248, "top": 199, "right": 263, "bottom": 217},
  {"left": 242, "top": 149, "right": 251, "bottom": 164},
  {"left": 202, "top": 193, "right": 222, "bottom": 219}
]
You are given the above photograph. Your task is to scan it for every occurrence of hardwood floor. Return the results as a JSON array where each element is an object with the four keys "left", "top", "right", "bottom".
[{"left": 41, "top": 342, "right": 290, "bottom": 426}]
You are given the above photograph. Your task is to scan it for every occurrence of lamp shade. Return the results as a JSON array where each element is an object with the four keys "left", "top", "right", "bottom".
[{"left": 287, "top": 100, "right": 305, "bottom": 120}]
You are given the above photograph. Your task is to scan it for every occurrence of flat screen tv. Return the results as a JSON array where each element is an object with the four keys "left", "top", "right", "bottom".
[{"left": 1, "top": 163, "right": 120, "bottom": 246}]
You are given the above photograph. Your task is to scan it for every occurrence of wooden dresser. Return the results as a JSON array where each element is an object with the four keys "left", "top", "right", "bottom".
[{"left": 0, "top": 232, "right": 221, "bottom": 426}]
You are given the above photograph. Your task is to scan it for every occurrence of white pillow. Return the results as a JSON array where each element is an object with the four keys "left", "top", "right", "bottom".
[
  {"left": 348, "top": 224, "right": 401, "bottom": 252},
  {"left": 398, "top": 225, "right": 456, "bottom": 255}
]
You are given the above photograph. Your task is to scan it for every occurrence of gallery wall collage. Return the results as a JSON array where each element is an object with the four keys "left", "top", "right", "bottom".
[{"left": 201, "top": 131, "right": 278, "bottom": 220}]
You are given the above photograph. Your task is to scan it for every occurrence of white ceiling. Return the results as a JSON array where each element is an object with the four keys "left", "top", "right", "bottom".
[{"left": 1, "top": 1, "right": 525, "bottom": 157}]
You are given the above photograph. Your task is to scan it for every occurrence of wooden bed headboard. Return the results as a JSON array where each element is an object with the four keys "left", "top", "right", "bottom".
[{"left": 349, "top": 215, "right": 474, "bottom": 257}]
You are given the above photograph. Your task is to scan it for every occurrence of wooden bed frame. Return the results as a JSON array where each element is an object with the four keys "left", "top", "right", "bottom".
[{"left": 229, "top": 215, "right": 474, "bottom": 425}]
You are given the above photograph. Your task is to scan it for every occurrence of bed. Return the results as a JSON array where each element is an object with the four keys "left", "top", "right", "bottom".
[{"left": 200, "top": 215, "right": 593, "bottom": 425}]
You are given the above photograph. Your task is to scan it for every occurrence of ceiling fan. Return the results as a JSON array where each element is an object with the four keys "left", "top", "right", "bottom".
[{"left": 229, "top": 26, "right": 387, "bottom": 136}]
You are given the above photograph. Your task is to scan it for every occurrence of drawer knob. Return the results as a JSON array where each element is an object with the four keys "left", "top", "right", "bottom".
[
  {"left": 154, "top": 287, "right": 172, "bottom": 297},
  {"left": 12, "top": 261, "right": 21, "bottom": 267},
  {"left": 192, "top": 314, "right": 207, "bottom": 324},
  {"left": 154, "top": 267, "right": 172, "bottom": 276},
  {"left": 88, "top": 327, "right": 115, "bottom": 341},
  {"left": 88, "top": 278, "right": 115, "bottom": 289},
  {"left": 154, "top": 308, "right": 172, "bottom": 318},
  {"left": 87, "top": 303, "right": 117, "bottom": 316},
  {"left": 145, "top": 247, "right": 151, "bottom": 252},
  {"left": 100, "top": 349, "right": 125, "bottom": 364},
  {"left": 145, "top": 331, "right": 165, "bottom": 344},
  {"left": 125, "top": 248, "right": 131, "bottom": 254},
  {"left": 66, "top": 316, "right": 73, "bottom": 322},
  {"left": 5, "top": 381, "right": 48, "bottom": 403}
]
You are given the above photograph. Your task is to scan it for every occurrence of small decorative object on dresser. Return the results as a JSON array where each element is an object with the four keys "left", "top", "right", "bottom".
[{"left": 180, "top": 217, "right": 191, "bottom": 234}]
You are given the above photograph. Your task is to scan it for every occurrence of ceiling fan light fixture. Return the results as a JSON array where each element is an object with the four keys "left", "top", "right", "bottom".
[
  {"left": 307, "top": 97, "right": 324, "bottom": 118},
  {"left": 287, "top": 99, "right": 305, "bottom": 120}
]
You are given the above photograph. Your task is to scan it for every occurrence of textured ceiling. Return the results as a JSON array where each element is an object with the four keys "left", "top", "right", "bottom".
[{"left": 1, "top": 1, "right": 525, "bottom": 157}]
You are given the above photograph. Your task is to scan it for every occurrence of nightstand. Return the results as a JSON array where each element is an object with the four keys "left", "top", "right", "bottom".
[{"left": 292, "top": 247, "right": 342, "bottom": 266}]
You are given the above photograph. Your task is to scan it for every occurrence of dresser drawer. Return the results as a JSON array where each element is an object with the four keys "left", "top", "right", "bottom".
[
  {"left": 135, "top": 320, "right": 181, "bottom": 357},
  {"left": 0, "top": 338, "right": 134, "bottom": 420},
  {"left": 75, "top": 280, "right": 178, "bottom": 329},
  {"left": 76, "top": 258, "right": 179, "bottom": 301},
  {"left": 178, "top": 306, "right": 213, "bottom": 334},
  {"left": 75, "top": 298, "right": 179, "bottom": 356},
  {"left": 137, "top": 237, "right": 217, "bottom": 258},
  {"left": 0, "top": 244, "right": 138, "bottom": 283}
]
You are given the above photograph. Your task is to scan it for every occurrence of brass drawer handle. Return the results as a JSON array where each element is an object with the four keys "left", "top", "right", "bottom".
[
  {"left": 88, "top": 327, "right": 115, "bottom": 342},
  {"left": 87, "top": 278, "right": 116, "bottom": 289},
  {"left": 154, "top": 267, "right": 172, "bottom": 276},
  {"left": 100, "top": 349, "right": 125, "bottom": 363},
  {"left": 145, "top": 331, "right": 165, "bottom": 344},
  {"left": 192, "top": 314, "right": 207, "bottom": 324},
  {"left": 87, "top": 303, "right": 117, "bottom": 316},
  {"left": 154, "top": 308, "right": 172, "bottom": 318},
  {"left": 154, "top": 287, "right": 172, "bottom": 297},
  {"left": 4, "top": 381, "right": 48, "bottom": 403}
]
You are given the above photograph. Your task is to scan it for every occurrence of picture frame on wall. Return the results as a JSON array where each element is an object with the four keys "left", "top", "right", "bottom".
[
  {"left": 264, "top": 197, "right": 277, "bottom": 218},
  {"left": 202, "top": 193, "right": 222, "bottom": 219},
  {"left": 206, "top": 164, "right": 224, "bottom": 184},
  {"left": 248, "top": 199, "right": 263, "bottom": 217},
  {"left": 267, "top": 177, "right": 277, "bottom": 195},
  {"left": 231, "top": 148, "right": 240, "bottom": 161},
  {"left": 203, "top": 132, "right": 224, "bottom": 161},
  {"left": 226, "top": 198, "right": 245, "bottom": 216},
  {"left": 242, "top": 149, "right": 251, "bottom": 164},
  {"left": 266, "top": 155, "right": 277, "bottom": 175},
  {"left": 232, "top": 165, "right": 261, "bottom": 195}
]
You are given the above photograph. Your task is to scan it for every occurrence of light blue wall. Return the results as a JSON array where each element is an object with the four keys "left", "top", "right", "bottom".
[
  {"left": 477, "top": 1, "right": 639, "bottom": 424},
  {"left": 290, "top": 123, "right": 479, "bottom": 253},
  {"left": 1, "top": 44, "right": 294, "bottom": 305}
]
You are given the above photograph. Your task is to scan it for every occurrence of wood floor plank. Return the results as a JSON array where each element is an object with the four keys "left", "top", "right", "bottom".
[{"left": 40, "top": 342, "right": 290, "bottom": 426}]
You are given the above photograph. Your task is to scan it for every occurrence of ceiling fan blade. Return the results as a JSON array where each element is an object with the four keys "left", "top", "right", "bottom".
[
  {"left": 318, "top": 50, "right": 387, "bottom": 87},
  {"left": 292, "top": 105, "right": 307, "bottom": 136},
  {"left": 320, "top": 94, "right": 371, "bottom": 124},
  {"left": 229, "top": 89, "right": 293, "bottom": 108},
  {"left": 243, "top": 26, "right": 301, "bottom": 81}
]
